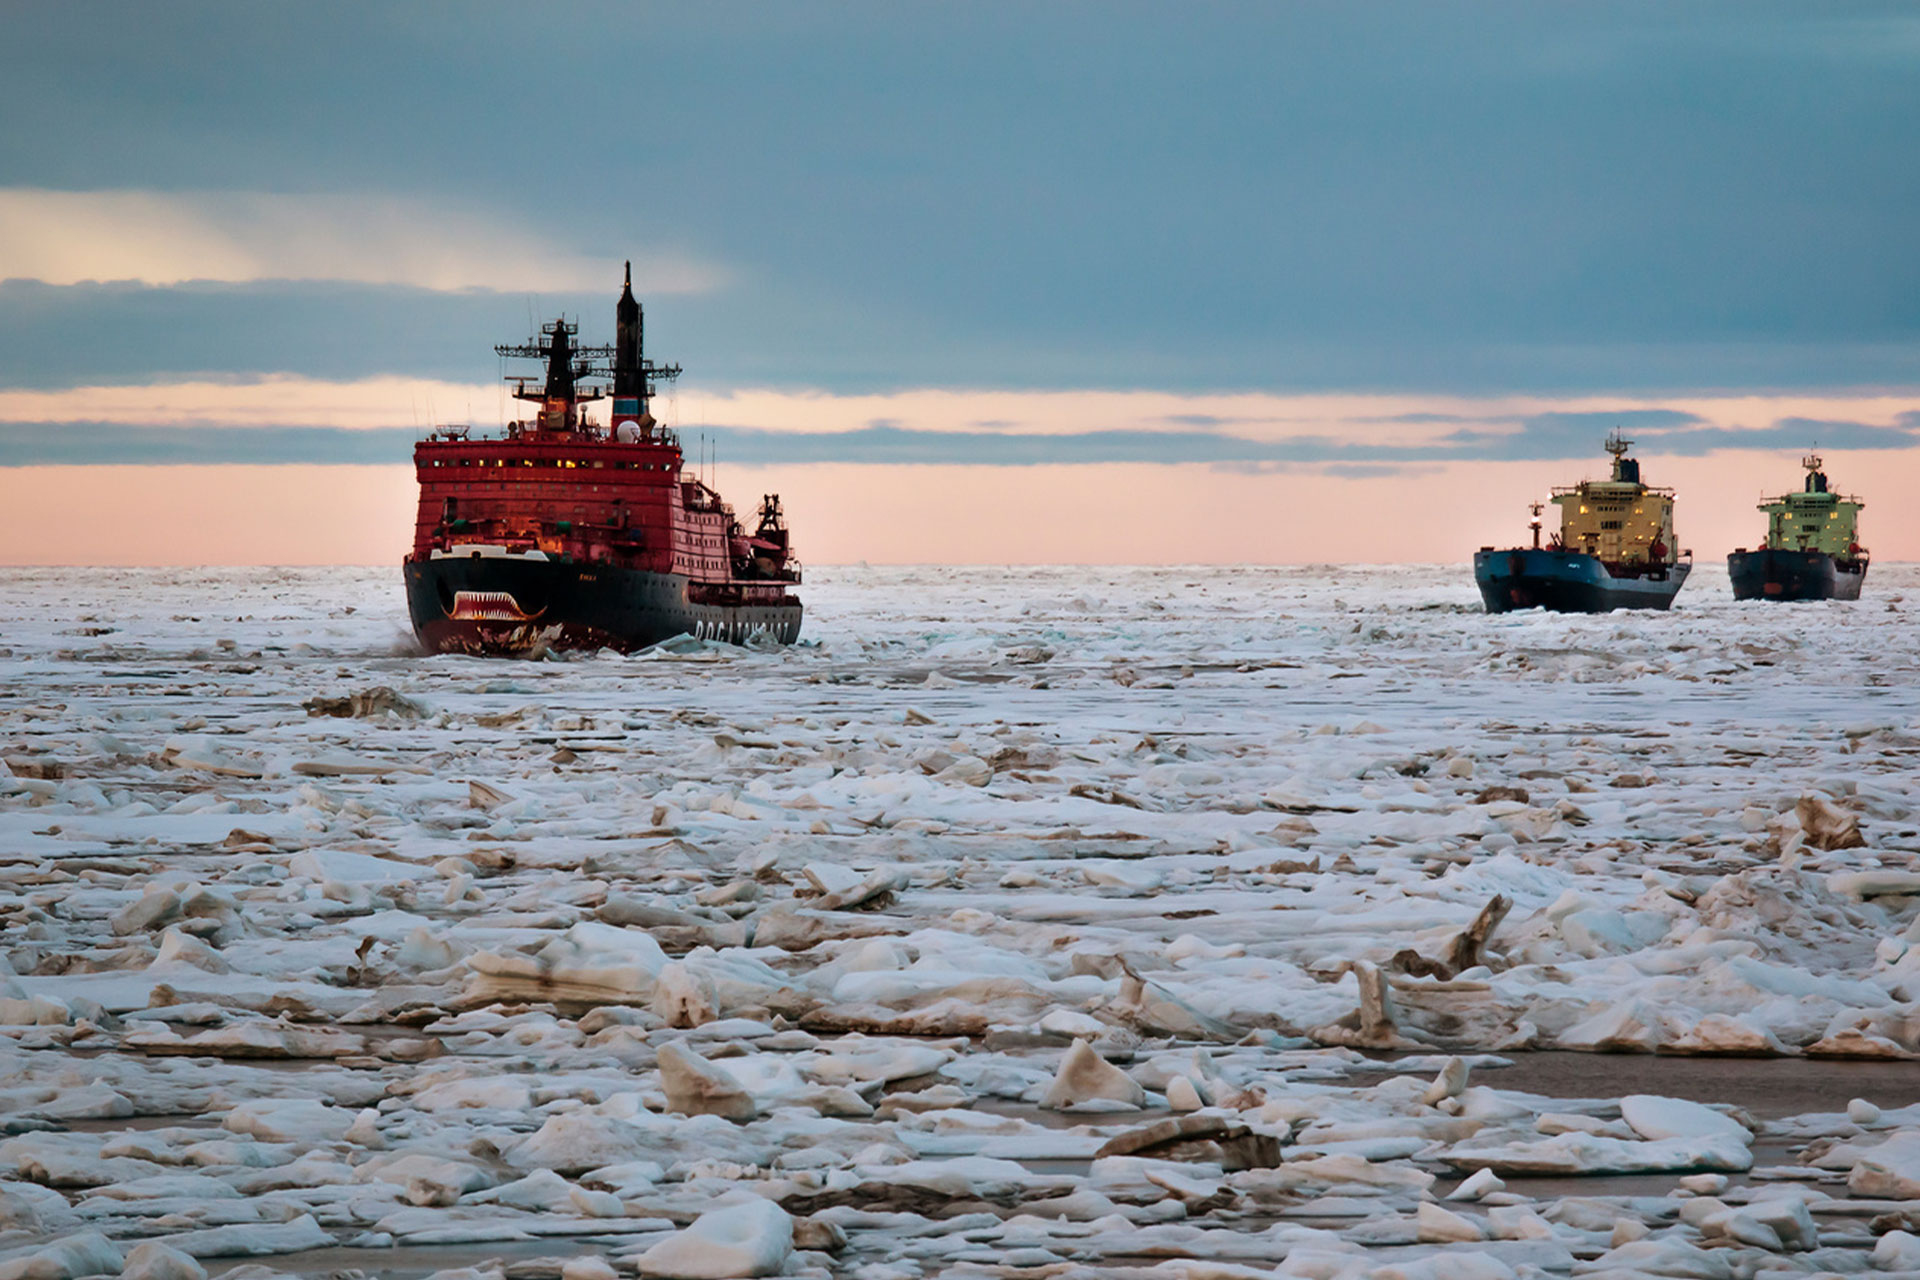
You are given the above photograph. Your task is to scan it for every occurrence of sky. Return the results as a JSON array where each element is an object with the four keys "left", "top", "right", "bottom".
[{"left": 2, "top": 2, "right": 1917, "bottom": 564}]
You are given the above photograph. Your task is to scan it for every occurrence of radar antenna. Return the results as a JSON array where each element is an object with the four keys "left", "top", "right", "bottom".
[
  {"left": 1603, "top": 429, "right": 1642, "bottom": 485},
  {"left": 1528, "top": 500, "right": 1544, "bottom": 550}
]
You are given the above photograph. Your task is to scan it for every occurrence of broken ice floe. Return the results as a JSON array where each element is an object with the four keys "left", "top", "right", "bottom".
[{"left": 0, "top": 563, "right": 1917, "bottom": 1275}]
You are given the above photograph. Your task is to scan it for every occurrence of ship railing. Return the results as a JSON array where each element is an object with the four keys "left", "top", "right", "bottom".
[{"left": 1549, "top": 483, "right": 1675, "bottom": 498}]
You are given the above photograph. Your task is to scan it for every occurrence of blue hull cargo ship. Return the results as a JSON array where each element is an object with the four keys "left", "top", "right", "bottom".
[{"left": 1475, "top": 433, "right": 1691, "bottom": 614}]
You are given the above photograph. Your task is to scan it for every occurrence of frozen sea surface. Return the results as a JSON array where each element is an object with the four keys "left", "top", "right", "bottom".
[{"left": 0, "top": 563, "right": 1917, "bottom": 1278}]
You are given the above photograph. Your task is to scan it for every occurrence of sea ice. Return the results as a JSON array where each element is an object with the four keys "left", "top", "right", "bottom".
[{"left": 0, "top": 563, "right": 1914, "bottom": 1276}]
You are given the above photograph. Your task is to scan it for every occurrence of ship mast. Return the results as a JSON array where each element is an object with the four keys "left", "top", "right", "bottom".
[
  {"left": 494, "top": 264, "right": 682, "bottom": 437},
  {"left": 1604, "top": 429, "right": 1631, "bottom": 481},
  {"left": 1802, "top": 452, "right": 1827, "bottom": 493},
  {"left": 611, "top": 260, "right": 680, "bottom": 419}
]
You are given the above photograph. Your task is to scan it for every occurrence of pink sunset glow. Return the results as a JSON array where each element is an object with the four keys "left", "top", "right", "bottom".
[
  {"left": 0, "top": 383, "right": 1912, "bottom": 567},
  {"left": 1, "top": 447, "right": 1910, "bottom": 568}
]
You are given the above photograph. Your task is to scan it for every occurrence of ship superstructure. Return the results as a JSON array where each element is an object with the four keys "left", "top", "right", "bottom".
[
  {"left": 402, "top": 265, "right": 803, "bottom": 655},
  {"left": 1474, "top": 433, "right": 1691, "bottom": 613},
  {"left": 1728, "top": 454, "right": 1867, "bottom": 601}
]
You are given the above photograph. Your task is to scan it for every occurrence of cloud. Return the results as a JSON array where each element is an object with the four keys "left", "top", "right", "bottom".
[
  {"left": 0, "top": 420, "right": 1332, "bottom": 468},
  {"left": 0, "top": 189, "right": 723, "bottom": 293},
  {"left": 0, "top": 384, "right": 1912, "bottom": 468},
  {"left": 1364, "top": 412, "right": 1494, "bottom": 425},
  {"left": 1437, "top": 408, "right": 1712, "bottom": 460},
  {"left": 1647, "top": 417, "right": 1920, "bottom": 456},
  {"left": 1319, "top": 462, "right": 1443, "bottom": 480},
  {"left": 0, "top": 374, "right": 501, "bottom": 429},
  {"left": 10, "top": 278, "right": 1920, "bottom": 396},
  {"left": 0, "top": 423, "right": 418, "bottom": 466},
  {"left": 1158, "top": 413, "right": 1258, "bottom": 428},
  {"left": 708, "top": 424, "right": 1294, "bottom": 466},
  {"left": 6, "top": 10, "right": 1920, "bottom": 397}
]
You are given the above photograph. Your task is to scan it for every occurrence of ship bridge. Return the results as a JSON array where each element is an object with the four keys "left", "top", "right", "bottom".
[{"left": 1546, "top": 433, "right": 1680, "bottom": 570}]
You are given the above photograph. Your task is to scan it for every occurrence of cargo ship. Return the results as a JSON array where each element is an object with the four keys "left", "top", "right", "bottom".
[
  {"left": 402, "top": 265, "right": 803, "bottom": 655},
  {"left": 1474, "top": 433, "right": 1691, "bottom": 613},
  {"left": 1727, "top": 454, "right": 1867, "bottom": 602}
]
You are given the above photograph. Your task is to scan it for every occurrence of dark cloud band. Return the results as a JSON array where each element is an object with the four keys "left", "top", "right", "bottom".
[{"left": 2, "top": 414, "right": 1911, "bottom": 469}]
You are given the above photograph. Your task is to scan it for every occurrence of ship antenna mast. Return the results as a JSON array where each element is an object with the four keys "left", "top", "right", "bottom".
[
  {"left": 1603, "top": 428, "right": 1634, "bottom": 482},
  {"left": 1528, "top": 501, "right": 1544, "bottom": 550}
]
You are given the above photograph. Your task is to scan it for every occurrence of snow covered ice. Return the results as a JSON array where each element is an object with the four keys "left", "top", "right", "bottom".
[{"left": 0, "top": 561, "right": 1918, "bottom": 1278}]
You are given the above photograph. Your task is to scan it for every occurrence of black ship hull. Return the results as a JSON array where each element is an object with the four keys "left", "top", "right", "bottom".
[
  {"left": 403, "top": 556, "right": 803, "bottom": 656},
  {"left": 1727, "top": 548, "right": 1866, "bottom": 602},
  {"left": 1474, "top": 548, "right": 1690, "bottom": 614}
]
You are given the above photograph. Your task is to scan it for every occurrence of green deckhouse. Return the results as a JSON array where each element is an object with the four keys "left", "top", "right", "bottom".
[
  {"left": 1728, "top": 453, "right": 1869, "bottom": 602},
  {"left": 1758, "top": 454, "right": 1863, "bottom": 556}
]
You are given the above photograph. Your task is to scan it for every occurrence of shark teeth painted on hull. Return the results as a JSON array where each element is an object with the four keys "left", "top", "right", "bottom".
[{"left": 450, "top": 590, "right": 543, "bottom": 622}]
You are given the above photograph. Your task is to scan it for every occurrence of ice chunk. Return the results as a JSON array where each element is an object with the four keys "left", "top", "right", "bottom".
[
  {"left": 651, "top": 947, "right": 794, "bottom": 1027},
  {"left": 1578, "top": 1239, "right": 1732, "bottom": 1279},
  {"left": 635, "top": 1199, "right": 793, "bottom": 1279},
  {"left": 1486, "top": 1205, "right": 1554, "bottom": 1240},
  {"left": 287, "top": 848, "right": 419, "bottom": 883},
  {"left": 120, "top": 1240, "right": 207, "bottom": 1280},
  {"left": 223, "top": 1099, "right": 353, "bottom": 1144},
  {"left": 1876, "top": 1230, "right": 1920, "bottom": 1272},
  {"left": 801, "top": 862, "right": 865, "bottom": 896},
  {"left": 1416, "top": 1200, "right": 1484, "bottom": 1242},
  {"left": 146, "top": 1214, "right": 330, "bottom": 1258},
  {"left": 467, "top": 921, "right": 668, "bottom": 1004},
  {"left": 1618, "top": 1095, "right": 1750, "bottom": 1146},
  {"left": 163, "top": 737, "right": 262, "bottom": 778},
  {"left": 0, "top": 1231, "right": 124, "bottom": 1279},
  {"left": 1447, "top": 1168, "right": 1504, "bottom": 1201},
  {"left": 1445, "top": 1130, "right": 1752, "bottom": 1175},
  {"left": 511, "top": 1112, "right": 664, "bottom": 1174},
  {"left": 0, "top": 1183, "right": 78, "bottom": 1233},
  {"left": 302, "top": 686, "right": 424, "bottom": 719},
  {"left": 1828, "top": 869, "right": 1920, "bottom": 900},
  {"left": 1166, "top": 1076, "right": 1203, "bottom": 1111},
  {"left": 112, "top": 887, "right": 183, "bottom": 935},
  {"left": 1422, "top": 1056, "right": 1468, "bottom": 1104},
  {"left": 1040, "top": 1040, "right": 1145, "bottom": 1111},
  {"left": 1848, "top": 1130, "right": 1920, "bottom": 1199},
  {"left": 1796, "top": 793, "right": 1865, "bottom": 851},
  {"left": 658, "top": 1040, "right": 757, "bottom": 1121}
]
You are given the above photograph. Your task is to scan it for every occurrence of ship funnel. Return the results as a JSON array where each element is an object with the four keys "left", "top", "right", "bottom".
[
  {"left": 542, "top": 317, "right": 575, "bottom": 402},
  {"left": 614, "top": 263, "right": 642, "bottom": 399},
  {"left": 1803, "top": 452, "right": 1828, "bottom": 493}
]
